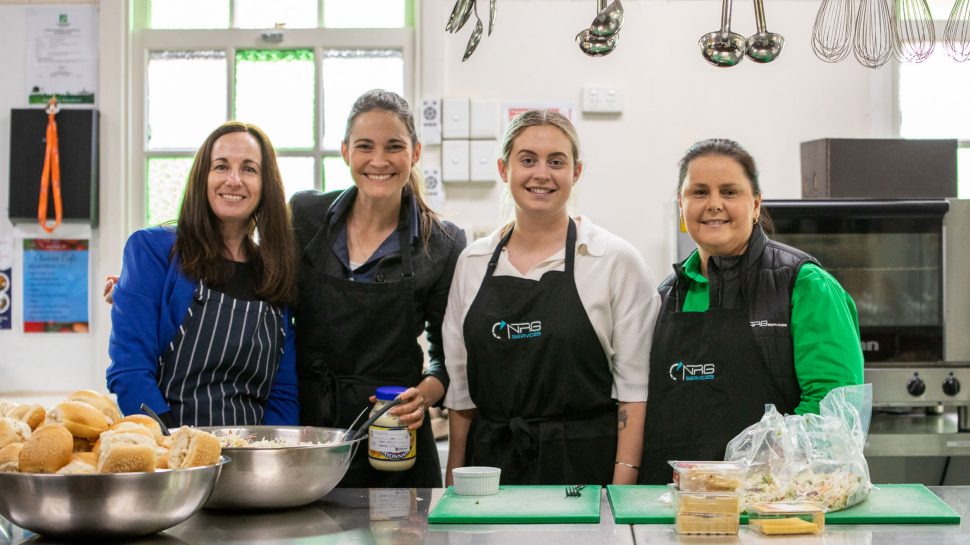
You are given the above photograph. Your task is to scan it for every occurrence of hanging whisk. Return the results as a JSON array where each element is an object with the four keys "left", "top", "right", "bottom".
[
  {"left": 813, "top": 0, "right": 855, "bottom": 62},
  {"left": 854, "top": 0, "right": 895, "bottom": 67},
  {"left": 944, "top": 0, "right": 970, "bottom": 61},
  {"left": 893, "top": 0, "right": 935, "bottom": 62}
]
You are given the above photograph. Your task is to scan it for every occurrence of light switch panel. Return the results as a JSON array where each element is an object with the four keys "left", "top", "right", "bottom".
[
  {"left": 442, "top": 140, "right": 470, "bottom": 182},
  {"left": 470, "top": 140, "right": 498, "bottom": 182},
  {"left": 470, "top": 99, "right": 498, "bottom": 139},
  {"left": 442, "top": 98, "right": 470, "bottom": 139},
  {"left": 420, "top": 98, "right": 442, "bottom": 145}
]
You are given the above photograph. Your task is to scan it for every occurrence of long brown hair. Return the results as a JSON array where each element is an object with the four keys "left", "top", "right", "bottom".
[
  {"left": 174, "top": 121, "right": 297, "bottom": 306},
  {"left": 343, "top": 89, "right": 442, "bottom": 249}
]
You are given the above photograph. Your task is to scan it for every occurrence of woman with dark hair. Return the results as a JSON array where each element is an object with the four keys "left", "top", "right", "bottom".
[
  {"left": 291, "top": 89, "right": 466, "bottom": 487},
  {"left": 107, "top": 121, "right": 299, "bottom": 427},
  {"left": 639, "top": 138, "right": 864, "bottom": 484},
  {"left": 442, "top": 110, "right": 660, "bottom": 486}
]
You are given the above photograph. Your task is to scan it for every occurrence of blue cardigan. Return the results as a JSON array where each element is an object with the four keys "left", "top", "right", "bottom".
[{"left": 106, "top": 226, "right": 298, "bottom": 424}]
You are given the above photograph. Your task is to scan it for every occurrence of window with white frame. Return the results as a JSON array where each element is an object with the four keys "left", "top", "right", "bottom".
[
  {"left": 132, "top": 0, "right": 412, "bottom": 226},
  {"left": 898, "top": 0, "right": 970, "bottom": 199}
]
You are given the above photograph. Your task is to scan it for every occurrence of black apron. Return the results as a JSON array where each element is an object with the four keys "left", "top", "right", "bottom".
[
  {"left": 462, "top": 219, "right": 617, "bottom": 486},
  {"left": 296, "top": 199, "right": 441, "bottom": 488},
  {"left": 158, "top": 281, "right": 282, "bottom": 426},
  {"left": 640, "top": 305, "right": 795, "bottom": 484}
]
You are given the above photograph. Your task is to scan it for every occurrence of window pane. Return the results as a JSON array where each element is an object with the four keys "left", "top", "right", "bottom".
[
  {"left": 277, "top": 156, "right": 316, "bottom": 202},
  {"left": 323, "top": 156, "right": 354, "bottom": 192},
  {"left": 899, "top": 53, "right": 970, "bottom": 139},
  {"left": 322, "top": 50, "right": 404, "bottom": 150},
  {"left": 148, "top": 51, "right": 227, "bottom": 150},
  {"left": 146, "top": 158, "right": 193, "bottom": 226},
  {"left": 236, "top": 0, "right": 317, "bottom": 29},
  {"left": 324, "top": 0, "right": 406, "bottom": 28},
  {"left": 235, "top": 49, "right": 315, "bottom": 150},
  {"left": 151, "top": 0, "right": 229, "bottom": 29}
]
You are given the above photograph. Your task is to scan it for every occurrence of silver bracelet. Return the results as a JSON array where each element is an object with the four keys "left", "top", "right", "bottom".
[{"left": 615, "top": 461, "right": 640, "bottom": 471}]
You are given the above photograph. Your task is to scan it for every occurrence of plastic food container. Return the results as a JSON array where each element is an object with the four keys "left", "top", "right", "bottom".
[
  {"left": 452, "top": 466, "right": 501, "bottom": 496},
  {"left": 669, "top": 460, "right": 746, "bottom": 492},
  {"left": 747, "top": 501, "right": 825, "bottom": 535},
  {"left": 675, "top": 512, "right": 740, "bottom": 535},
  {"left": 671, "top": 485, "right": 741, "bottom": 536}
]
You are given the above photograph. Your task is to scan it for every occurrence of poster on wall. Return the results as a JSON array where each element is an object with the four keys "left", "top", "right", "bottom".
[
  {"left": 26, "top": 6, "right": 98, "bottom": 105},
  {"left": 501, "top": 102, "right": 574, "bottom": 134},
  {"left": 0, "top": 234, "right": 10, "bottom": 331},
  {"left": 23, "top": 239, "right": 89, "bottom": 333}
]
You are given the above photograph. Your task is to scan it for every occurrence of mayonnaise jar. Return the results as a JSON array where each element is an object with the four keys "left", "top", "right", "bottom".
[{"left": 368, "top": 386, "right": 416, "bottom": 471}]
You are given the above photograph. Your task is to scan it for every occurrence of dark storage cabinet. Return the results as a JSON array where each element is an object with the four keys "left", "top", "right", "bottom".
[
  {"left": 8, "top": 108, "right": 99, "bottom": 226},
  {"left": 800, "top": 138, "right": 957, "bottom": 199}
]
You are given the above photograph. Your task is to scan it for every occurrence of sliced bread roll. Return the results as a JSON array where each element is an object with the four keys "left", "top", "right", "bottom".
[
  {"left": 0, "top": 443, "right": 23, "bottom": 472},
  {"left": 97, "top": 426, "right": 157, "bottom": 473},
  {"left": 57, "top": 452, "right": 98, "bottom": 475},
  {"left": 68, "top": 390, "right": 123, "bottom": 424},
  {"left": 168, "top": 426, "right": 221, "bottom": 469},
  {"left": 0, "top": 416, "right": 31, "bottom": 449},
  {"left": 20, "top": 423, "right": 73, "bottom": 473},
  {"left": 0, "top": 399, "right": 18, "bottom": 417},
  {"left": 46, "top": 401, "right": 110, "bottom": 440},
  {"left": 8, "top": 403, "right": 46, "bottom": 431},
  {"left": 115, "top": 415, "right": 164, "bottom": 444}
]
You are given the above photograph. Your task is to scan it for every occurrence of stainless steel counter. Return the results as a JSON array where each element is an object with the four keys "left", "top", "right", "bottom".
[{"left": 2, "top": 487, "right": 969, "bottom": 545}]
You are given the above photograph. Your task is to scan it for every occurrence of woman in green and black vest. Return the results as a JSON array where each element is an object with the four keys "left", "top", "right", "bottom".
[{"left": 640, "top": 138, "right": 864, "bottom": 484}]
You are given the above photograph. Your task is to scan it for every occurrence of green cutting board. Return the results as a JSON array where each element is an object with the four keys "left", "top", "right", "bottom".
[
  {"left": 607, "top": 484, "right": 960, "bottom": 525},
  {"left": 428, "top": 485, "right": 601, "bottom": 524}
]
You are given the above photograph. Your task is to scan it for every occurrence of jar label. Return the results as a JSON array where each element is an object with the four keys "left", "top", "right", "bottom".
[{"left": 368, "top": 425, "right": 416, "bottom": 461}]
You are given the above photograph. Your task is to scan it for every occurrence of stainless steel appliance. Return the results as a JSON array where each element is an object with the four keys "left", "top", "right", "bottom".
[{"left": 674, "top": 198, "right": 970, "bottom": 484}]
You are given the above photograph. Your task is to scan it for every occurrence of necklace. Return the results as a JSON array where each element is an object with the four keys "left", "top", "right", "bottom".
[{"left": 349, "top": 215, "right": 378, "bottom": 263}]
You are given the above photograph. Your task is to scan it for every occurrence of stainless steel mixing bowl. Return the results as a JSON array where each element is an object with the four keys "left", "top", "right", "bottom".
[
  {"left": 0, "top": 457, "right": 227, "bottom": 538},
  {"left": 199, "top": 426, "right": 364, "bottom": 509}
]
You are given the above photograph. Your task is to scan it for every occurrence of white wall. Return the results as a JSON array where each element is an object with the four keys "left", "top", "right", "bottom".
[
  {"left": 421, "top": 0, "right": 896, "bottom": 276},
  {"left": 1, "top": 0, "right": 897, "bottom": 397}
]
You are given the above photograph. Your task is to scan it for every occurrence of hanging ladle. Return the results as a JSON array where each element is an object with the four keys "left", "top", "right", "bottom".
[
  {"left": 590, "top": 0, "right": 624, "bottom": 37},
  {"left": 699, "top": 0, "right": 747, "bottom": 67},
  {"left": 577, "top": 29, "right": 618, "bottom": 56},
  {"left": 745, "top": 0, "right": 785, "bottom": 62}
]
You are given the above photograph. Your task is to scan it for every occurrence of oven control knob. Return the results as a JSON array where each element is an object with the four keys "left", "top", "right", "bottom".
[
  {"left": 907, "top": 375, "right": 926, "bottom": 397},
  {"left": 943, "top": 376, "right": 961, "bottom": 397}
]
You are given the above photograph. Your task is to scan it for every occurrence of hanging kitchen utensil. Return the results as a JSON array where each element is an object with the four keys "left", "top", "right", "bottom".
[
  {"left": 590, "top": 0, "right": 624, "bottom": 37},
  {"left": 699, "top": 0, "right": 747, "bottom": 67},
  {"left": 944, "top": 0, "right": 970, "bottom": 61},
  {"left": 462, "top": 3, "right": 485, "bottom": 61},
  {"left": 892, "top": 0, "right": 935, "bottom": 62},
  {"left": 853, "top": 0, "right": 895, "bottom": 67},
  {"left": 576, "top": 28, "right": 618, "bottom": 56},
  {"left": 446, "top": 0, "right": 474, "bottom": 33},
  {"left": 489, "top": 0, "right": 497, "bottom": 35},
  {"left": 746, "top": 0, "right": 784, "bottom": 62},
  {"left": 813, "top": 0, "right": 855, "bottom": 62}
]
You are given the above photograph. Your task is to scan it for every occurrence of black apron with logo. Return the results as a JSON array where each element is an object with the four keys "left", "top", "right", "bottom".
[
  {"left": 640, "top": 305, "right": 797, "bottom": 484},
  {"left": 462, "top": 219, "right": 617, "bottom": 486},
  {"left": 158, "top": 281, "right": 282, "bottom": 426},
  {"left": 296, "top": 199, "right": 441, "bottom": 488}
]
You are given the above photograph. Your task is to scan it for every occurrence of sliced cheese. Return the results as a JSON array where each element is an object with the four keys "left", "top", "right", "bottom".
[{"left": 750, "top": 517, "right": 821, "bottom": 535}]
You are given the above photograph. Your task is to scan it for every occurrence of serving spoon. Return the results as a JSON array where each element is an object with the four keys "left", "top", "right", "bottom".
[
  {"left": 745, "top": 0, "right": 785, "bottom": 62},
  {"left": 699, "top": 0, "right": 747, "bottom": 67},
  {"left": 590, "top": 0, "right": 624, "bottom": 37}
]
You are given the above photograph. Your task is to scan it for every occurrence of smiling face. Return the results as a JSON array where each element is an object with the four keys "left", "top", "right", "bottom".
[
  {"left": 206, "top": 131, "right": 263, "bottom": 235},
  {"left": 678, "top": 154, "right": 762, "bottom": 261},
  {"left": 342, "top": 110, "right": 420, "bottom": 204},
  {"left": 499, "top": 125, "right": 582, "bottom": 221}
]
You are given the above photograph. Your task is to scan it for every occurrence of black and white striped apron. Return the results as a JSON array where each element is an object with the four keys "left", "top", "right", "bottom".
[{"left": 158, "top": 280, "right": 284, "bottom": 426}]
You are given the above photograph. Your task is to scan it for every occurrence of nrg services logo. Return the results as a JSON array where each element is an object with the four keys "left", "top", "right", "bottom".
[
  {"left": 492, "top": 320, "right": 542, "bottom": 340},
  {"left": 669, "top": 361, "right": 716, "bottom": 382}
]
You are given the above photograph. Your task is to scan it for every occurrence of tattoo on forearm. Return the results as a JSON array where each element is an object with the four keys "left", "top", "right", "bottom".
[{"left": 617, "top": 409, "right": 628, "bottom": 431}]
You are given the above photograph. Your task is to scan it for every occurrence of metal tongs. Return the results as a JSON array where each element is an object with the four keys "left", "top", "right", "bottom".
[{"left": 340, "top": 396, "right": 405, "bottom": 443}]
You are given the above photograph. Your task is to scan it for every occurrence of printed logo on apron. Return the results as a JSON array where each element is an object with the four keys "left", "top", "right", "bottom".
[
  {"left": 668, "top": 361, "right": 718, "bottom": 382},
  {"left": 491, "top": 319, "right": 543, "bottom": 340}
]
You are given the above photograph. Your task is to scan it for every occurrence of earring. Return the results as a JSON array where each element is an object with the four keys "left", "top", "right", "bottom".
[{"left": 753, "top": 217, "right": 759, "bottom": 225}]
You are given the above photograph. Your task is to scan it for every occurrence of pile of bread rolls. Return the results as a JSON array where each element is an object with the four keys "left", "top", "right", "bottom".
[{"left": 0, "top": 391, "right": 221, "bottom": 475}]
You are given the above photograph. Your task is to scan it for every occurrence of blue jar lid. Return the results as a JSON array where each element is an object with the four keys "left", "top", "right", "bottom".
[{"left": 375, "top": 386, "right": 407, "bottom": 401}]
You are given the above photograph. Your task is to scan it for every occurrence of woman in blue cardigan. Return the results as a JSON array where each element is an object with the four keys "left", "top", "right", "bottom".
[{"left": 107, "top": 121, "right": 299, "bottom": 427}]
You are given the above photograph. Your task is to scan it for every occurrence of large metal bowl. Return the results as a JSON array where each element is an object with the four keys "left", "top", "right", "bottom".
[
  {"left": 0, "top": 457, "right": 227, "bottom": 538},
  {"left": 199, "top": 426, "right": 363, "bottom": 510}
]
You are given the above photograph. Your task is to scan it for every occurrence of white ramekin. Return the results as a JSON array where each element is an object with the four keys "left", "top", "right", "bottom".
[{"left": 453, "top": 466, "right": 501, "bottom": 496}]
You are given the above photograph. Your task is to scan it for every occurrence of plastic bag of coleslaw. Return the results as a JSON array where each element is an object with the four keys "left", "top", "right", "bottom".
[{"left": 724, "top": 384, "right": 873, "bottom": 512}]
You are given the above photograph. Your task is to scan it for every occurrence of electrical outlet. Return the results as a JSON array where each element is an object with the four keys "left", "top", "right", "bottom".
[{"left": 581, "top": 87, "right": 623, "bottom": 114}]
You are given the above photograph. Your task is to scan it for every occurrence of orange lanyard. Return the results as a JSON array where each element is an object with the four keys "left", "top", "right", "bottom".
[{"left": 38, "top": 96, "right": 62, "bottom": 233}]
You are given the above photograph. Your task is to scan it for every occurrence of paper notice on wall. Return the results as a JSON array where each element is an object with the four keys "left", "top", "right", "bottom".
[
  {"left": 23, "top": 239, "right": 89, "bottom": 333},
  {"left": 501, "top": 102, "right": 574, "bottom": 135},
  {"left": 26, "top": 6, "right": 99, "bottom": 105},
  {"left": 0, "top": 235, "right": 11, "bottom": 331}
]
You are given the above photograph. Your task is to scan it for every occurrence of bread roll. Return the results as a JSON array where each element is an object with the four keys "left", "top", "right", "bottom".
[
  {"left": 0, "top": 399, "right": 18, "bottom": 417},
  {"left": 73, "top": 437, "right": 94, "bottom": 453},
  {"left": 115, "top": 414, "right": 164, "bottom": 443},
  {"left": 0, "top": 442, "right": 23, "bottom": 472},
  {"left": 168, "top": 426, "right": 221, "bottom": 469},
  {"left": 68, "top": 390, "right": 122, "bottom": 424},
  {"left": 0, "top": 416, "right": 31, "bottom": 448},
  {"left": 155, "top": 446, "right": 170, "bottom": 470},
  {"left": 20, "top": 423, "right": 73, "bottom": 473},
  {"left": 46, "top": 401, "right": 110, "bottom": 440},
  {"left": 97, "top": 426, "right": 157, "bottom": 473},
  {"left": 57, "top": 452, "right": 98, "bottom": 475},
  {"left": 8, "top": 403, "right": 46, "bottom": 430}
]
